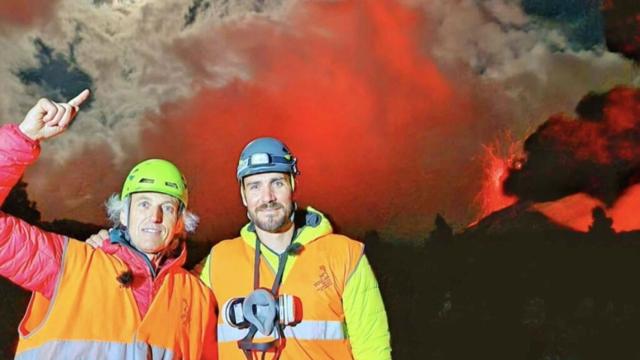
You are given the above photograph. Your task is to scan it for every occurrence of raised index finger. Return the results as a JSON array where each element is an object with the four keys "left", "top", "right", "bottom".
[{"left": 67, "top": 89, "right": 91, "bottom": 108}]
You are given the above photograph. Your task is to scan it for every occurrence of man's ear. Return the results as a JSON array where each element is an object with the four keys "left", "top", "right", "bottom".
[
  {"left": 175, "top": 217, "right": 185, "bottom": 235},
  {"left": 288, "top": 174, "right": 296, "bottom": 192},
  {"left": 240, "top": 186, "right": 248, "bottom": 207},
  {"left": 119, "top": 208, "right": 128, "bottom": 227}
]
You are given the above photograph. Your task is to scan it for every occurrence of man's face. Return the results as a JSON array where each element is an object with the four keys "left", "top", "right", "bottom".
[
  {"left": 242, "top": 172, "right": 294, "bottom": 233},
  {"left": 121, "top": 192, "right": 182, "bottom": 255}
]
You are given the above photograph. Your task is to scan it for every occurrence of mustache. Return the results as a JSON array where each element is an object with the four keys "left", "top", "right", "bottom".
[{"left": 257, "top": 202, "right": 284, "bottom": 212}]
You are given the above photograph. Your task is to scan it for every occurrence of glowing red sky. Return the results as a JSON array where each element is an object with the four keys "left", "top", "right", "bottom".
[{"left": 139, "top": 0, "right": 492, "bottom": 240}]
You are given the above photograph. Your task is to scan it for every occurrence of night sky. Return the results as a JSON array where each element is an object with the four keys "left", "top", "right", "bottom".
[
  {"left": 0, "top": 0, "right": 638, "bottom": 242},
  {"left": 4, "top": 1, "right": 640, "bottom": 359}
]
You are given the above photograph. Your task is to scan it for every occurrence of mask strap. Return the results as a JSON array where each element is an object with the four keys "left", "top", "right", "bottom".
[
  {"left": 254, "top": 239, "right": 261, "bottom": 290},
  {"left": 241, "top": 230, "right": 295, "bottom": 359}
]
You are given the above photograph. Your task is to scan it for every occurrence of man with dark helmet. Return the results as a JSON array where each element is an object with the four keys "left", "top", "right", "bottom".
[
  {"left": 197, "top": 137, "right": 391, "bottom": 359},
  {"left": 0, "top": 90, "right": 217, "bottom": 359}
]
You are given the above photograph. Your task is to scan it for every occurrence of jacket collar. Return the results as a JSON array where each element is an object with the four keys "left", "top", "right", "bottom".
[
  {"left": 101, "top": 228, "right": 186, "bottom": 276},
  {"left": 240, "top": 206, "right": 333, "bottom": 249}
]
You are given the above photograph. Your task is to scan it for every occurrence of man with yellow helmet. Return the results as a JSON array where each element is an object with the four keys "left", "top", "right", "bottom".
[{"left": 0, "top": 90, "right": 217, "bottom": 359}]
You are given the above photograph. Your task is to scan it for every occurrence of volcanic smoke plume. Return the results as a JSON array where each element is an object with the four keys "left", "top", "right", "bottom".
[
  {"left": 498, "top": 86, "right": 640, "bottom": 233},
  {"left": 505, "top": 86, "right": 640, "bottom": 205}
]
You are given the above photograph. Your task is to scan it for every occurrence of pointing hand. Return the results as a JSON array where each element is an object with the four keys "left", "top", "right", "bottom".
[{"left": 19, "top": 89, "right": 91, "bottom": 141}]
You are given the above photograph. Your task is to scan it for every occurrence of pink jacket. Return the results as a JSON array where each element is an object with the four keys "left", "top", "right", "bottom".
[{"left": 0, "top": 123, "right": 181, "bottom": 317}]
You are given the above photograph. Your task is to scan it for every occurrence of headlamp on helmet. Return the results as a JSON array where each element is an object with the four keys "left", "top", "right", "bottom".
[{"left": 237, "top": 138, "right": 299, "bottom": 183}]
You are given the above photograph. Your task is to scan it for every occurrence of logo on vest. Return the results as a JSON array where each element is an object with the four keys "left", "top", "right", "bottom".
[{"left": 313, "top": 265, "right": 333, "bottom": 291}]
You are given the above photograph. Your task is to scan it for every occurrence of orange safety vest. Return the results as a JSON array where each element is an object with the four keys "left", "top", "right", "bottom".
[
  {"left": 210, "top": 233, "right": 363, "bottom": 359},
  {"left": 15, "top": 239, "right": 217, "bottom": 359}
]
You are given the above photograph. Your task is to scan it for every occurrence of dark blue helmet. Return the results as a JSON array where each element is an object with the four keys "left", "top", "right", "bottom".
[{"left": 236, "top": 137, "right": 299, "bottom": 182}]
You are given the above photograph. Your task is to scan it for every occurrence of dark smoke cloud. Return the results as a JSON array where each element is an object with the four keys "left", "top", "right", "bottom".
[
  {"left": 505, "top": 86, "right": 640, "bottom": 205},
  {"left": 602, "top": 0, "right": 640, "bottom": 62}
]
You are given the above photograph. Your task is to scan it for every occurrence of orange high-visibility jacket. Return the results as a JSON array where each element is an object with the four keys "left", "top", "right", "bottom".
[
  {"left": 15, "top": 239, "right": 217, "bottom": 360},
  {"left": 201, "top": 207, "right": 390, "bottom": 359}
]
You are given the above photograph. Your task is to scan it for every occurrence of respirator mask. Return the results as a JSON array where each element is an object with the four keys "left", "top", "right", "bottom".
[{"left": 223, "top": 288, "right": 302, "bottom": 336}]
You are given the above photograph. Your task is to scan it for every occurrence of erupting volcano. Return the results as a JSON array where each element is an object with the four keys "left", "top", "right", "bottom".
[
  {"left": 476, "top": 87, "right": 640, "bottom": 233},
  {"left": 472, "top": 133, "right": 522, "bottom": 224}
]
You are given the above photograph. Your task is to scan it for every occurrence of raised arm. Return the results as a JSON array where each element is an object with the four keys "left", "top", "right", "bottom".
[{"left": 0, "top": 90, "right": 90, "bottom": 297}]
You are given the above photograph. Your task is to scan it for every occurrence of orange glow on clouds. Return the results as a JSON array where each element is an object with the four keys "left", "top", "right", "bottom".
[{"left": 140, "top": 0, "right": 485, "bottom": 239}]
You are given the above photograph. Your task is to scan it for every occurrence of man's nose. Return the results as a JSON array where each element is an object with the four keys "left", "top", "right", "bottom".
[
  {"left": 261, "top": 187, "right": 276, "bottom": 203},
  {"left": 151, "top": 206, "right": 163, "bottom": 223}
]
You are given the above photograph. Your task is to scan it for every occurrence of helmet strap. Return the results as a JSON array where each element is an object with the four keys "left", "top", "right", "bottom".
[{"left": 290, "top": 202, "right": 297, "bottom": 222}]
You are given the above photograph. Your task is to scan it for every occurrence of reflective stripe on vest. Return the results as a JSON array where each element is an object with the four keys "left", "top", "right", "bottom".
[
  {"left": 15, "top": 239, "right": 216, "bottom": 360},
  {"left": 15, "top": 340, "right": 173, "bottom": 360},
  {"left": 218, "top": 320, "right": 345, "bottom": 342}
]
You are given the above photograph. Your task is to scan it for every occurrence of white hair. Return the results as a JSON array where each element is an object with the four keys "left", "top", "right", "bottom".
[{"left": 105, "top": 193, "right": 199, "bottom": 234}]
